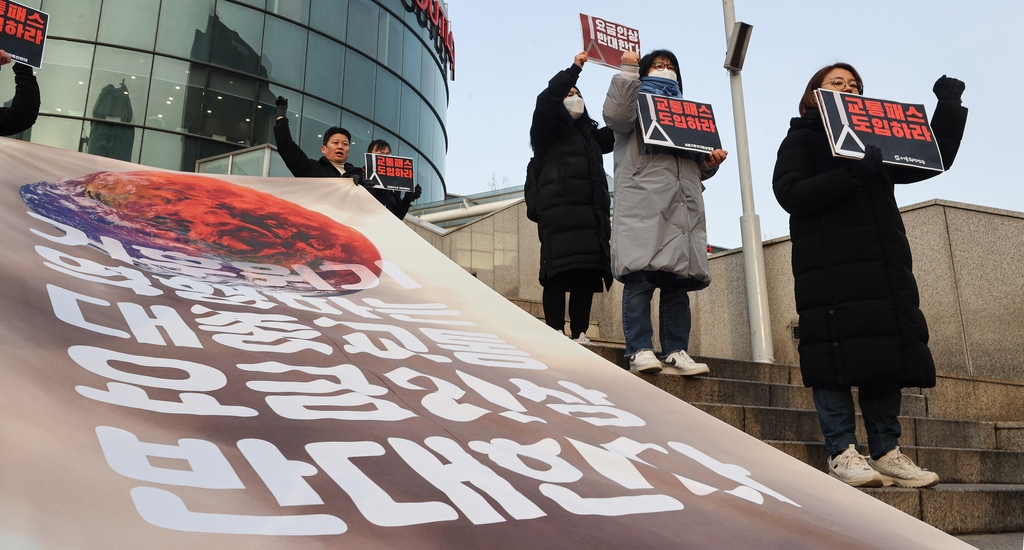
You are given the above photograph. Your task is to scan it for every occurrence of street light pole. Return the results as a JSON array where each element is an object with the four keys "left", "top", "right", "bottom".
[{"left": 722, "top": 0, "right": 774, "bottom": 363}]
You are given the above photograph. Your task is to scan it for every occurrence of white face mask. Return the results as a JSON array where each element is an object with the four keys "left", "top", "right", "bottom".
[
  {"left": 563, "top": 95, "right": 585, "bottom": 119},
  {"left": 648, "top": 68, "right": 677, "bottom": 82}
]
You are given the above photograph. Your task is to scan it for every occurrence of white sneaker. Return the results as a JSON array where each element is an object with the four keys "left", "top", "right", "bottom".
[
  {"left": 868, "top": 446, "right": 939, "bottom": 488},
  {"left": 573, "top": 333, "right": 592, "bottom": 345},
  {"left": 628, "top": 350, "right": 662, "bottom": 374},
  {"left": 828, "top": 445, "right": 883, "bottom": 487},
  {"left": 661, "top": 350, "right": 709, "bottom": 376}
]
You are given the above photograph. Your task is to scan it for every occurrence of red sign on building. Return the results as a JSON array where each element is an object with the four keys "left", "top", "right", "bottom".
[{"left": 579, "top": 13, "right": 640, "bottom": 69}]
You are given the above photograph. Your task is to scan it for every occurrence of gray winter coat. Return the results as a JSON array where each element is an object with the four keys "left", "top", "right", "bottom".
[{"left": 602, "top": 66, "right": 718, "bottom": 286}]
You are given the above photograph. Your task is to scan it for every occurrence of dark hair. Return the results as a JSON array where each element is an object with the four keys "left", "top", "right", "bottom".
[
  {"left": 323, "top": 126, "right": 351, "bottom": 146},
  {"left": 799, "top": 63, "right": 864, "bottom": 115},
  {"left": 638, "top": 49, "right": 683, "bottom": 90},
  {"left": 367, "top": 139, "right": 391, "bottom": 154}
]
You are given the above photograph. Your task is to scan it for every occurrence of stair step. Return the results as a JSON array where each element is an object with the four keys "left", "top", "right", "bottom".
[{"left": 862, "top": 484, "right": 1024, "bottom": 535}]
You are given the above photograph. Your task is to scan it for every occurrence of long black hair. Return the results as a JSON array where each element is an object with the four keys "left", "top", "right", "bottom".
[{"left": 638, "top": 49, "right": 683, "bottom": 90}]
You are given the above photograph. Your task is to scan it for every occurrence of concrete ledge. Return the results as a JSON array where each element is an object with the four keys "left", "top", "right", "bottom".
[{"left": 921, "top": 484, "right": 1024, "bottom": 534}]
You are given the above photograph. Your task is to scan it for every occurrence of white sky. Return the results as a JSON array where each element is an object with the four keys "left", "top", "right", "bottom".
[{"left": 442, "top": 0, "right": 1020, "bottom": 248}]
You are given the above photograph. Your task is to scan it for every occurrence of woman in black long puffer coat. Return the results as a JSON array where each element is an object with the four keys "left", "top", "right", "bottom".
[
  {"left": 773, "top": 63, "right": 967, "bottom": 488},
  {"left": 528, "top": 52, "right": 614, "bottom": 343}
]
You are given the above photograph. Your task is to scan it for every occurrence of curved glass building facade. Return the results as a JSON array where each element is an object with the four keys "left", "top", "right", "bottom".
[{"left": 1, "top": 0, "right": 450, "bottom": 202}]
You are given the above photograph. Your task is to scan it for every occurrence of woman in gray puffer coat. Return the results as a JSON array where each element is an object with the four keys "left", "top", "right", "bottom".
[{"left": 603, "top": 48, "right": 728, "bottom": 376}]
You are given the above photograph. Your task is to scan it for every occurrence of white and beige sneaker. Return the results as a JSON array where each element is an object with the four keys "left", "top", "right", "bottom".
[
  {"left": 573, "top": 333, "right": 593, "bottom": 345},
  {"left": 868, "top": 446, "right": 939, "bottom": 488},
  {"left": 661, "top": 350, "right": 709, "bottom": 376},
  {"left": 828, "top": 444, "right": 883, "bottom": 487},
  {"left": 628, "top": 350, "right": 662, "bottom": 374}
]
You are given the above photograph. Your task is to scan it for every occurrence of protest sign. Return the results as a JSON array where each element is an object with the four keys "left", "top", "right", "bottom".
[
  {"left": 0, "top": 137, "right": 969, "bottom": 549},
  {"left": 637, "top": 92, "right": 722, "bottom": 154},
  {"left": 365, "top": 152, "right": 415, "bottom": 192},
  {"left": 816, "top": 88, "right": 943, "bottom": 171},
  {"left": 0, "top": 0, "right": 47, "bottom": 68},
  {"left": 579, "top": 13, "right": 639, "bottom": 69}
]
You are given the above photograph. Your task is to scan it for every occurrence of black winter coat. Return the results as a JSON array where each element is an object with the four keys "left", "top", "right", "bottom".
[
  {"left": 0, "top": 62, "right": 39, "bottom": 136},
  {"left": 273, "top": 117, "right": 412, "bottom": 220},
  {"left": 528, "top": 63, "right": 614, "bottom": 289},
  {"left": 773, "top": 101, "right": 967, "bottom": 388}
]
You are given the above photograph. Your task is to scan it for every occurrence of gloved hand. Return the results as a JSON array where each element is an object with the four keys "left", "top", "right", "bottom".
[
  {"left": 11, "top": 62, "right": 32, "bottom": 76},
  {"left": 403, "top": 184, "right": 422, "bottom": 204},
  {"left": 849, "top": 144, "right": 882, "bottom": 183},
  {"left": 275, "top": 95, "right": 288, "bottom": 117},
  {"left": 933, "top": 75, "right": 965, "bottom": 103}
]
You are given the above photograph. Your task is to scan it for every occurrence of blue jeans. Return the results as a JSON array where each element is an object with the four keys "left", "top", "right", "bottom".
[
  {"left": 812, "top": 381, "right": 902, "bottom": 459},
  {"left": 621, "top": 271, "right": 692, "bottom": 356}
]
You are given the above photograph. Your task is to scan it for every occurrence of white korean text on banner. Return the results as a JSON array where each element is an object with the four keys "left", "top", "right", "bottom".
[
  {"left": 0, "top": 0, "right": 47, "bottom": 68},
  {"left": 816, "top": 88, "right": 943, "bottom": 171},
  {"left": 365, "top": 152, "right": 414, "bottom": 192},
  {"left": 637, "top": 92, "right": 722, "bottom": 154},
  {"left": 0, "top": 137, "right": 971, "bottom": 549},
  {"left": 579, "top": 13, "right": 639, "bottom": 69}
]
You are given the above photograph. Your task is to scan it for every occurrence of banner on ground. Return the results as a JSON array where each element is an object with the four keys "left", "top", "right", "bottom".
[
  {"left": 637, "top": 92, "right": 722, "bottom": 154},
  {"left": 579, "top": 13, "right": 639, "bottom": 69},
  {"left": 0, "top": 0, "right": 48, "bottom": 68},
  {"left": 0, "top": 137, "right": 969, "bottom": 549},
  {"left": 364, "top": 152, "right": 414, "bottom": 192},
  {"left": 816, "top": 88, "right": 943, "bottom": 171}
]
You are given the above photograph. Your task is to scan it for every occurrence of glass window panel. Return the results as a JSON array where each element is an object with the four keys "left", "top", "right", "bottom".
[
  {"left": 303, "top": 33, "right": 344, "bottom": 103},
  {"left": 376, "top": 10, "right": 400, "bottom": 70},
  {"left": 147, "top": 56, "right": 206, "bottom": 134},
  {"left": 434, "top": 65, "right": 447, "bottom": 115},
  {"left": 346, "top": 0, "right": 378, "bottom": 57},
  {"left": 420, "top": 47, "right": 435, "bottom": 96},
  {"left": 232, "top": 0, "right": 265, "bottom": 8},
  {"left": 86, "top": 47, "right": 152, "bottom": 126},
  {"left": 267, "top": 0, "right": 309, "bottom": 24},
  {"left": 198, "top": 140, "right": 241, "bottom": 162},
  {"left": 269, "top": 150, "right": 291, "bottom": 177},
  {"left": 399, "top": 82, "right": 417, "bottom": 146},
  {"left": 27, "top": 116, "right": 82, "bottom": 151},
  {"left": 432, "top": 118, "right": 445, "bottom": 171},
  {"left": 373, "top": 66, "right": 399, "bottom": 132},
  {"left": 18, "top": 0, "right": 40, "bottom": 7},
  {"left": 197, "top": 155, "right": 230, "bottom": 174},
  {"left": 211, "top": 1, "right": 265, "bottom": 75},
  {"left": 230, "top": 148, "right": 267, "bottom": 175},
  {"left": 401, "top": 27, "right": 421, "bottom": 88},
  {"left": 37, "top": 40, "right": 93, "bottom": 117},
  {"left": 140, "top": 129, "right": 199, "bottom": 171},
  {"left": 299, "top": 97, "right": 340, "bottom": 160},
  {"left": 256, "top": 84, "right": 302, "bottom": 146},
  {"left": 262, "top": 16, "right": 306, "bottom": 88},
  {"left": 309, "top": 0, "right": 347, "bottom": 40},
  {"left": 154, "top": 0, "right": 215, "bottom": 61},
  {"left": 340, "top": 111, "right": 371, "bottom": 157},
  {"left": 342, "top": 51, "right": 374, "bottom": 118},
  {"left": 372, "top": 125, "right": 397, "bottom": 151},
  {"left": 378, "top": 0, "right": 402, "bottom": 15},
  {"left": 97, "top": 0, "right": 159, "bottom": 50},
  {"left": 200, "top": 70, "right": 257, "bottom": 146},
  {"left": 418, "top": 100, "right": 431, "bottom": 157},
  {"left": 41, "top": 0, "right": 100, "bottom": 41},
  {"left": 83, "top": 122, "right": 141, "bottom": 162}
]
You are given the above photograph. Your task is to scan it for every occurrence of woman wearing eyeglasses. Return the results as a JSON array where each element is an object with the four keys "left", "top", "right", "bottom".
[
  {"left": 603, "top": 49, "right": 728, "bottom": 375},
  {"left": 773, "top": 63, "right": 968, "bottom": 488}
]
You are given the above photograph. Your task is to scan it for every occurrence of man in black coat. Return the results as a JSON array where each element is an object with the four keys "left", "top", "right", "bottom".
[
  {"left": 0, "top": 49, "right": 39, "bottom": 136},
  {"left": 773, "top": 65, "right": 967, "bottom": 488},
  {"left": 272, "top": 96, "right": 420, "bottom": 220}
]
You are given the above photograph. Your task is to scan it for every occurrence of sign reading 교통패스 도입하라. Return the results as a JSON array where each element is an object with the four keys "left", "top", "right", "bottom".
[
  {"left": 637, "top": 92, "right": 722, "bottom": 154},
  {"left": 0, "top": 0, "right": 47, "bottom": 68},
  {"left": 579, "top": 13, "right": 640, "bottom": 69},
  {"left": 816, "top": 88, "right": 943, "bottom": 171},
  {"left": 365, "top": 153, "right": 415, "bottom": 192}
]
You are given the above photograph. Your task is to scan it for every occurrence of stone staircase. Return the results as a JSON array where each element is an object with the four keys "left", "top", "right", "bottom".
[{"left": 577, "top": 341, "right": 1024, "bottom": 535}]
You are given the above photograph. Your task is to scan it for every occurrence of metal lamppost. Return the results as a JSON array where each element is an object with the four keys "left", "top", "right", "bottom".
[{"left": 722, "top": 0, "right": 774, "bottom": 363}]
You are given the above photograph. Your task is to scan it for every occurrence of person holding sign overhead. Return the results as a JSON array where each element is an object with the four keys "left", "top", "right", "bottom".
[
  {"left": 527, "top": 51, "right": 614, "bottom": 344},
  {"left": 0, "top": 49, "right": 38, "bottom": 136},
  {"left": 603, "top": 48, "right": 727, "bottom": 375},
  {"left": 772, "top": 63, "right": 967, "bottom": 488}
]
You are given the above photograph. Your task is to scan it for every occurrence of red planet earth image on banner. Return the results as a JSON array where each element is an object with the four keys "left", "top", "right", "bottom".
[{"left": 18, "top": 170, "right": 382, "bottom": 293}]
